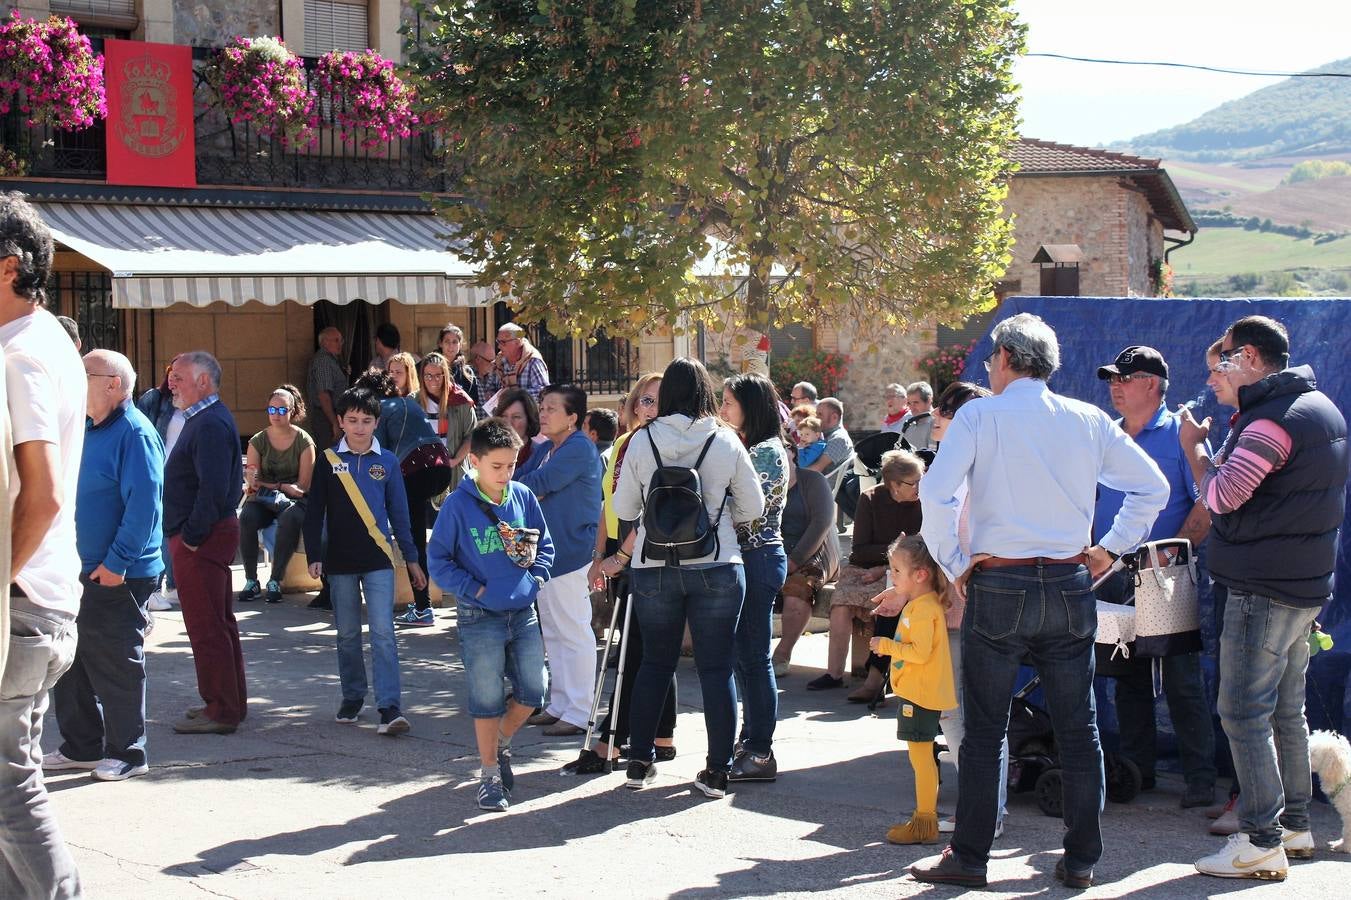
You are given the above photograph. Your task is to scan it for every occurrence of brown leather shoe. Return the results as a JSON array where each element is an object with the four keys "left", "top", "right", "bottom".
[
  {"left": 527, "top": 711, "right": 561, "bottom": 727},
  {"left": 1054, "top": 858, "right": 1094, "bottom": 889},
  {"left": 172, "top": 716, "right": 237, "bottom": 735},
  {"left": 910, "top": 848, "right": 987, "bottom": 888},
  {"left": 542, "top": 722, "right": 586, "bottom": 737}
]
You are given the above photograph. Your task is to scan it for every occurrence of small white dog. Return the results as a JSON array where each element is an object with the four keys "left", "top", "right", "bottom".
[{"left": 1309, "top": 729, "right": 1351, "bottom": 853}]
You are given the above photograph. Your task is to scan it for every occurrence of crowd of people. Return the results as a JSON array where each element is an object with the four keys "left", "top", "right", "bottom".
[{"left": 2, "top": 187, "right": 1348, "bottom": 897}]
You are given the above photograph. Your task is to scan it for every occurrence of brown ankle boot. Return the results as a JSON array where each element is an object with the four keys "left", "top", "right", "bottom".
[{"left": 886, "top": 812, "right": 940, "bottom": 845}]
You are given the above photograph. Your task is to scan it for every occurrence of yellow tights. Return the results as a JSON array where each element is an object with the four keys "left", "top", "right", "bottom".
[{"left": 886, "top": 741, "right": 940, "bottom": 845}]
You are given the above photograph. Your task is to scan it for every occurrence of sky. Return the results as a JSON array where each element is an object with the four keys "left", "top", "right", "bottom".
[{"left": 1013, "top": 0, "right": 1351, "bottom": 148}]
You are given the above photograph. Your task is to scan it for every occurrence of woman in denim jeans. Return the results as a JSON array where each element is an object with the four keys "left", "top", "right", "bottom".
[
  {"left": 719, "top": 374, "right": 789, "bottom": 784},
  {"left": 612, "top": 358, "right": 765, "bottom": 799}
]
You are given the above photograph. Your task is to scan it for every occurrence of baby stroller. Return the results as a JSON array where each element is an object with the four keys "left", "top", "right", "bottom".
[{"left": 1006, "top": 675, "right": 1143, "bottom": 818}]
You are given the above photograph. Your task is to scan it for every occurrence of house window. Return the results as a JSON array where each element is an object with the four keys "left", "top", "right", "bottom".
[
  {"left": 49, "top": 271, "right": 121, "bottom": 352},
  {"left": 49, "top": 0, "right": 138, "bottom": 32},
  {"left": 305, "top": 0, "right": 371, "bottom": 55}
]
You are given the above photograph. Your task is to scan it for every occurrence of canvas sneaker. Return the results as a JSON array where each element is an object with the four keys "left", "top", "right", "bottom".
[
  {"left": 394, "top": 606, "right": 434, "bottom": 627},
  {"left": 1281, "top": 827, "right": 1315, "bottom": 859},
  {"left": 694, "top": 769, "right": 729, "bottom": 799},
  {"left": 1195, "top": 833, "right": 1288, "bottom": 880},
  {"left": 378, "top": 707, "right": 411, "bottom": 735},
  {"left": 237, "top": 579, "right": 261, "bottom": 603},
  {"left": 625, "top": 760, "right": 657, "bottom": 790},
  {"left": 41, "top": 750, "right": 100, "bottom": 771},
  {"left": 93, "top": 759, "right": 149, "bottom": 782},
  {"left": 335, "top": 699, "right": 363, "bottom": 723},
  {"left": 477, "top": 775, "right": 509, "bottom": 811},
  {"left": 147, "top": 590, "right": 176, "bottom": 611},
  {"left": 265, "top": 580, "right": 283, "bottom": 603}
]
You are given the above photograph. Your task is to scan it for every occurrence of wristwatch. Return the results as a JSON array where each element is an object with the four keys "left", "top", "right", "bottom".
[
  {"left": 591, "top": 549, "right": 605, "bottom": 561},
  {"left": 533, "top": 575, "right": 546, "bottom": 589}
]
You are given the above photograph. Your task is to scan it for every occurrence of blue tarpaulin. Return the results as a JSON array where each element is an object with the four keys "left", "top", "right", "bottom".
[{"left": 962, "top": 296, "right": 1351, "bottom": 745}]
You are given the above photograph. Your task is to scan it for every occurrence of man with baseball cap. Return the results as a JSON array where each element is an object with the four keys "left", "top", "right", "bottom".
[{"left": 1092, "top": 345, "right": 1217, "bottom": 810}]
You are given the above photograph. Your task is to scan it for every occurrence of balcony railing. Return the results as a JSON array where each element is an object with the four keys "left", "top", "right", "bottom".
[{"left": 0, "top": 42, "right": 450, "bottom": 192}]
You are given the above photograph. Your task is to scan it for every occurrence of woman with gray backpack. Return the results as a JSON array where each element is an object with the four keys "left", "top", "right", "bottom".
[{"left": 612, "top": 357, "right": 765, "bottom": 799}]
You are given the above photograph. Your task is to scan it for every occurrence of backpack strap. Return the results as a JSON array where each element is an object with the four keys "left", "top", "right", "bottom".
[
  {"left": 323, "top": 448, "right": 395, "bottom": 563},
  {"left": 692, "top": 432, "right": 718, "bottom": 469},
  {"left": 646, "top": 427, "right": 665, "bottom": 468}
]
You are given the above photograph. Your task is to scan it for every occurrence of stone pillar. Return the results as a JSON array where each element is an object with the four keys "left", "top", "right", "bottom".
[
  {"left": 370, "top": 0, "right": 403, "bottom": 61},
  {"left": 139, "top": 0, "right": 174, "bottom": 44},
  {"left": 280, "top": 0, "right": 304, "bottom": 50}
]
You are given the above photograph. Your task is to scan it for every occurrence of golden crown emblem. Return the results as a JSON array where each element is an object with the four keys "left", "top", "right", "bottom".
[{"left": 124, "top": 54, "right": 171, "bottom": 84}]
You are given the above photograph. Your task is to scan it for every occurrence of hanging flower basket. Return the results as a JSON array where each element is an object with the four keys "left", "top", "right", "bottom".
[
  {"left": 315, "top": 49, "right": 417, "bottom": 149},
  {"left": 0, "top": 11, "right": 106, "bottom": 130},
  {"left": 215, "top": 36, "right": 314, "bottom": 146}
]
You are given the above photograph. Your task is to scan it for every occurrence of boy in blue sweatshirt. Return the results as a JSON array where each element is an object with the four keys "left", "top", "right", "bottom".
[
  {"left": 428, "top": 418, "right": 554, "bottom": 811},
  {"left": 304, "top": 388, "right": 426, "bottom": 736}
]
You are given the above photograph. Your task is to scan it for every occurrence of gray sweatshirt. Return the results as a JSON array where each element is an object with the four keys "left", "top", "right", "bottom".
[{"left": 613, "top": 414, "right": 766, "bottom": 568}]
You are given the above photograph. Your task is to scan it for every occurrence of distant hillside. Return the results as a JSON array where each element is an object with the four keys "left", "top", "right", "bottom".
[{"left": 1118, "top": 58, "right": 1351, "bottom": 162}]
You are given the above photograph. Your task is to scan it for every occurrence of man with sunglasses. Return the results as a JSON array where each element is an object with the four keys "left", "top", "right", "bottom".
[
  {"left": 1182, "top": 316, "right": 1347, "bottom": 881},
  {"left": 483, "top": 322, "right": 550, "bottom": 402},
  {"left": 1092, "top": 346, "right": 1216, "bottom": 811}
]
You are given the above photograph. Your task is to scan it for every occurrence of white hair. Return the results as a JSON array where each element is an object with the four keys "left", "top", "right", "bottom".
[
  {"left": 906, "top": 381, "right": 933, "bottom": 402},
  {"left": 84, "top": 349, "right": 136, "bottom": 399},
  {"left": 992, "top": 313, "right": 1060, "bottom": 380},
  {"left": 178, "top": 350, "right": 222, "bottom": 388}
]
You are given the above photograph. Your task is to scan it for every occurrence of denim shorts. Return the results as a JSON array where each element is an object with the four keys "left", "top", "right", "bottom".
[
  {"left": 456, "top": 602, "right": 549, "bottom": 719},
  {"left": 896, "top": 699, "right": 942, "bottom": 742}
]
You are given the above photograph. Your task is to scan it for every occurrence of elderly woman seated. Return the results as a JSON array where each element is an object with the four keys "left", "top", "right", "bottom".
[{"left": 805, "top": 449, "right": 925, "bottom": 701}]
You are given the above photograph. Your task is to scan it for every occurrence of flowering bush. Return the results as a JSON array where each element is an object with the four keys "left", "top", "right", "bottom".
[
  {"left": 315, "top": 49, "right": 416, "bottom": 149},
  {"left": 215, "top": 36, "right": 314, "bottom": 145},
  {"left": 918, "top": 339, "right": 978, "bottom": 389},
  {"left": 1151, "top": 258, "right": 1175, "bottom": 297},
  {"left": 770, "top": 349, "right": 851, "bottom": 400},
  {"left": 0, "top": 12, "right": 105, "bottom": 130}
]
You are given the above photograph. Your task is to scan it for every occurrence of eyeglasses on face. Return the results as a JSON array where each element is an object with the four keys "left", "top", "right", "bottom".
[
  {"left": 1108, "top": 373, "right": 1152, "bottom": 385},
  {"left": 267, "top": 406, "right": 290, "bottom": 416},
  {"left": 86, "top": 372, "right": 117, "bottom": 379},
  {"left": 983, "top": 348, "right": 998, "bottom": 373},
  {"left": 638, "top": 396, "right": 658, "bottom": 407},
  {"left": 497, "top": 336, "right": 521, "bottom": 345}
]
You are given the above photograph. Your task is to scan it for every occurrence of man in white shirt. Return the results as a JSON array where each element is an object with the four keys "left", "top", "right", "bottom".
[
  {"left": 0, "top": 191, "right": 86, "bottom": 899},
  {"left": 911, "top": 313, "right": 1168, "bottom": 890}
]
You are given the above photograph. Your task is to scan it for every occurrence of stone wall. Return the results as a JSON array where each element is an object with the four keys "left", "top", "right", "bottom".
[
  {"left": 175, "top": 0, "right": 278, "bottom": 47},
  {"left": 818, "top": 321, "right": 934, "bottom": 434},
  {"left": 1002, "top": 174, "right": 1155, "bottom": 298}
]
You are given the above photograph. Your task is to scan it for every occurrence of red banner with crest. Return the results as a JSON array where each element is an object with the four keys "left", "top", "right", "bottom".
[{"left": 104, "top": 39, "right": 196, "bottom": 187}]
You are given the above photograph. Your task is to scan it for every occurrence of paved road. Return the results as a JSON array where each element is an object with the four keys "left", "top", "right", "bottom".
[{"left": 48, "top": 583, "right": 1345, "bottom": 898}]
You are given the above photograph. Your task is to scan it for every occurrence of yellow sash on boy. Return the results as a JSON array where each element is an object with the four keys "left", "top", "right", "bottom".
[{"left": 324, "top": 448, "right": 394, "bottom": 563}]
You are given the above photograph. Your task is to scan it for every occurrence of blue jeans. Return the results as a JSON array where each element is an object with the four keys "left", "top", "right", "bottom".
[
  {"left": 1218, "top": 589, "right": 1318, "bottom": 849},
  {"left": 629, "top": 563, "right": 745, "bottom": 772},
  {"left": 735, "top": 545, "right": 787, "bottom": 756},
  {"left": 954, "top": 564, "right": 1103, "bottom": 875},
  {"left": 328, "top": 570, "right": 401, "bottom": 711},
  {"left": 1096, "top": 568, "right": 1216, "bottom": 789},
  {"left": 0, "top": 604, "right": 81, "bottom": 898},
  {"left": 456, "top": 601, "right": 549, "bottom": 718}
]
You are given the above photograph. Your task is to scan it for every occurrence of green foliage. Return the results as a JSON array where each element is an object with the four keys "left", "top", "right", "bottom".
[
  {"left": 1284, "top": 159, "right": 1351, "bottom": 184},
  {"left": 770, "top": 349, "right": 850, "bottom": 399},
  {"left": 406, "top": 0, "right": 1024, "bottom": 341},
  {"left": 1122, "top": 57, "right": 1351, "bottom": 161}
]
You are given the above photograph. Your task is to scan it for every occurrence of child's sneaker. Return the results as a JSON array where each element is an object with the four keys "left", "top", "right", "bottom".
[
  {"left": 394, "top": 606, "right": 434, "bottom": 627},
  {"left": 625, "top": 760, "right": 657, "bottom": 790},
  {"left": 497, "top": 747, "right": 515, "bottom": 793},
  {"left": 238, "top": 579, "right": 261, "bottom": 603},
  {"left": 477, "top": 775, "right": 509, "bottom": 811},
  {"left": 694, "top": 769, "right": 729, "bottom": 799},
  {"left": 265, "top": 580, "right": 283, "bottom": 604},
  {"left": 335, "top": 699, "right": 362, "bottom": 723},
  {"left": 378, "top": 707, "right": 410, "bottom": 735}
]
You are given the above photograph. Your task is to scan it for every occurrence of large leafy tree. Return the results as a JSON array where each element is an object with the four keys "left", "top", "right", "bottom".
[{"left": 408, "top": 0, "right": 1024, "bottom": 352}]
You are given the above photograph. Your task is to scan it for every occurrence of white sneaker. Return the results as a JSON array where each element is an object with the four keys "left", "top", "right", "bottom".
[
  {"left": 937, "top": 817, "right": 1003, "bottom": 838},
  {"left": 1195, "top": 833, "right": 1288, "bottom": 880},
  {"left": 41, "top": 750, "right": 100, "bottom": 771},
  {"left": 92, "top": 759, "right": 149, "bottom": 781},
  {"left": 1281, "top": 827, "right": 1315, "bottom": 859},
  {"left": 147, "top": 591, "right": 174, "bottom": 611}
]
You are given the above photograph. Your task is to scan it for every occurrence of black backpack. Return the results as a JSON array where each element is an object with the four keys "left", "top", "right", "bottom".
[{"left": 640, "top": 429, "right": 728, "bottom": 566}]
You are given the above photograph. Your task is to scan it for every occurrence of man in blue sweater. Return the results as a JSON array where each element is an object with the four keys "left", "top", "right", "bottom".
[
  {"left": 45, "top": 350, "right": 162, "bottom": 781},
  {"left": 163, "top": 351, "right": 245, "bottom": 735}
]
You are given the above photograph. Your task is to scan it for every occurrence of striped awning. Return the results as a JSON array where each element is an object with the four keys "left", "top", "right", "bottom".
[{"left": 36, "top": 202, "right": 494, "bottom": 309}]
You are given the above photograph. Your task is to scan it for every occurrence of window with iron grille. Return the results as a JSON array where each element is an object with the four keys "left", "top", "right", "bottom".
[
  {"left": 48, "top": 271, "right": 119, "bottom": 352},
  {"left": 305, "top": 0, "right": 371, "bottom": 55},
  {"left": 49, "top": 0, "right": 138, "bottom": 31},
  {"left": 470, "top": 304, "right": 638, "bottom": 395}
]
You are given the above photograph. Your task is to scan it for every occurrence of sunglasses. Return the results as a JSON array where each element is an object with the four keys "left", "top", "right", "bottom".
[
  {"left": 267, "top": 406, "right": 290, "bottom": 416},
  {"left": 1108, "top": 373, "right": 1153, "bottom": 385},
  {"left": 638, "top": 396, "right": 658, "bottom": 407}
]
